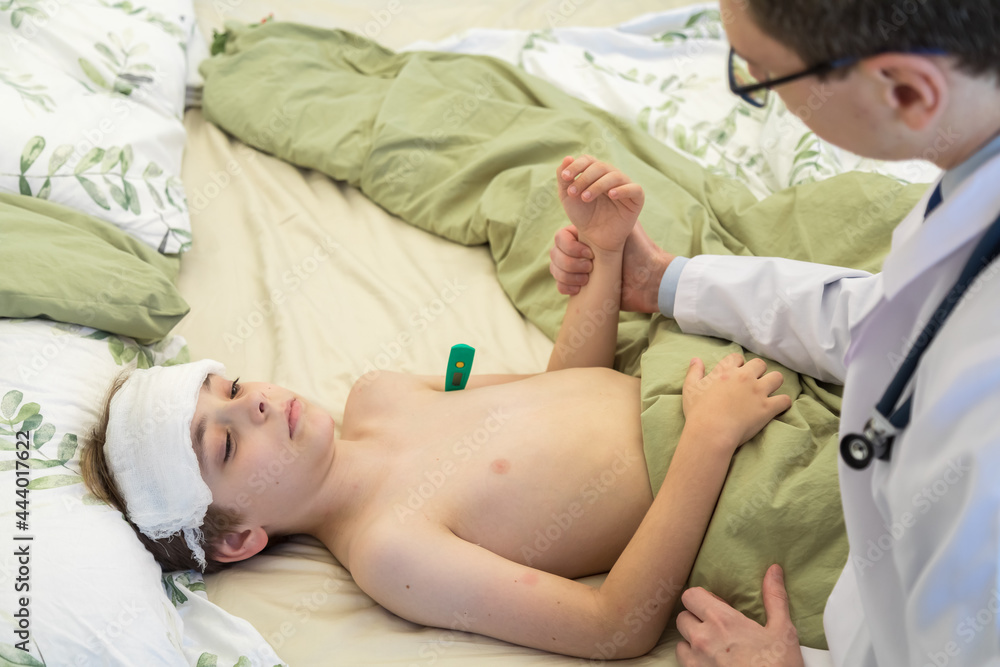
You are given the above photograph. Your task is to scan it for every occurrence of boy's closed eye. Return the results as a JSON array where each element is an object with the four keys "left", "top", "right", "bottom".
[{"left": 224, "top": 377, "right": 241, "bottom": 463}]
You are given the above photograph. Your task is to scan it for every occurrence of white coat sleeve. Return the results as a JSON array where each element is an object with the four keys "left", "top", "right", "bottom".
[{"left": 671, "top": 255, "right": 884, "bottom": 384}]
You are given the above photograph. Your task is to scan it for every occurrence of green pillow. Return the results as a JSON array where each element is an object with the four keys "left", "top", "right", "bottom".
[{"left": 0, "top": 193, "right": 188, "bottom": 343}]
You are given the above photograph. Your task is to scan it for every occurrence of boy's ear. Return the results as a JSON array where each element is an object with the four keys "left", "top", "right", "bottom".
[
  {"left": 211, "top": 526, "right": 269, "bottom": 563},
  {"left": 861, "top": 53, "right": 948, "bottom": 132}
]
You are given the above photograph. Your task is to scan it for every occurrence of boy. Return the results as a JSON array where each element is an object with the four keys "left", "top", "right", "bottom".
[
  {"left": 550, "top": 1, "right": 1000, "bottom": 665},
  {"left": 83, "top": 158, "right": 791, "bottom": 661}
]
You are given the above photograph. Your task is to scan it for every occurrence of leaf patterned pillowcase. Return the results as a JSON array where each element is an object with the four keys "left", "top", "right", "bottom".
[{"left": 0, "top": 0, "right": 195, "bottom": 254}]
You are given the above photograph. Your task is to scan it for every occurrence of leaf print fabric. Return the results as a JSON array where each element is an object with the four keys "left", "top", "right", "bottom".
[
  {"left": 0, "top": 0, "right": 194, "bottom": 253},
  {"left": 404, "top": 3, "right": 942, "bottom": 199}
]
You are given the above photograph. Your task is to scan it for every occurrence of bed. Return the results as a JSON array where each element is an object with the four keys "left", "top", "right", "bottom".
[{"left": 0, "top": 0, "right": 941, "bottom": 665}]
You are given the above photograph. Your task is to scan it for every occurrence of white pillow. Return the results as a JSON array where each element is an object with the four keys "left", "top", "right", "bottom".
[
  {"left": 0, "top": 318, "right": 285, "bottom": 666},
  {"left": 0, "top": 0, "right": 195, "bottom": 254}
]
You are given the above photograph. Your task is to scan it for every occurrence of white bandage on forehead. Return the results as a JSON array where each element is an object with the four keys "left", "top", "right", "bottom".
[{"left": 104, "top": 359, "right": 225, "bottom": 571}]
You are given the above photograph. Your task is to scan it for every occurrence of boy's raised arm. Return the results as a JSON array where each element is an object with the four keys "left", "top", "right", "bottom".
[{"left": 547, "top": 156, "right": 643, "bottom": 372}]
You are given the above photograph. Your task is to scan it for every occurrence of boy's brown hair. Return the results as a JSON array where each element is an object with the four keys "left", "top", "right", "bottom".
[
  {"left": 746, "top": 0, "right": 1000, "bottom": 84},
  {"left": 79, "top": 367, "right": 243, "bottom": 573}
]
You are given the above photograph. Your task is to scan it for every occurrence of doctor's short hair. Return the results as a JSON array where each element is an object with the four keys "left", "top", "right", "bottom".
[
  {"left": 80, "top": 367, "right": 244, "bottom": 574},
  {"left": 743, "top": 0, "right": 1000, "bottom": 85}
]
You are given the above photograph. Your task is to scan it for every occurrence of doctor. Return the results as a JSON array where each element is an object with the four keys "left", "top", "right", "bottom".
[{"left": 550, "top": 0, "right": 1000, "bottom": 665}]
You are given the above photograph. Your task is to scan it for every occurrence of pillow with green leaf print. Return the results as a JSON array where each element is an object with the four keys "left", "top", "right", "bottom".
[{"left": 0, "top": 0, "right": 196, "bottom": 254}]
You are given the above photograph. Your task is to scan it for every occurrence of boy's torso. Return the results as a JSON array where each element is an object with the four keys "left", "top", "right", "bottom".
[{"left": 335, "top": 368, "right": 651, "bottom": 579}]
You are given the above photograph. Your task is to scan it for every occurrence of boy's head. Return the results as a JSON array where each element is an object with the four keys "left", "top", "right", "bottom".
[
  {"left": 81, "top": 360, "right": 235, "bottom": 572},
  {"left": 81, "top": 361, "right": 334, "bottom": 573},
  {"left": 723, "top": 0, "right": 1000, "bottom": 167}
]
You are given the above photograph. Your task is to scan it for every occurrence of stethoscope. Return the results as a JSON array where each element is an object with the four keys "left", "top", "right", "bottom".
[{"left": 840, "top": 186, "right": 1000, "bottom": 470}]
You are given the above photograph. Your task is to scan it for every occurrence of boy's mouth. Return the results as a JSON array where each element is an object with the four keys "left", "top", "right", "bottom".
[{"left": 287, "top": 399, "right": 301, "bottom": 438}]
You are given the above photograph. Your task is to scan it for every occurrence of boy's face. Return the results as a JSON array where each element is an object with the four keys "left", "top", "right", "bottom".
[
  {"left": 721, "top": 0, "right": 935, "bottom": 163},
  {"left": 190, "top": 374, "right": 336, "bottom": 531}
]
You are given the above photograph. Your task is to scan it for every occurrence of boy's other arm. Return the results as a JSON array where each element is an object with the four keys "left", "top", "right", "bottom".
[
  {"left": 547, "top": 156, "right": 643, "bottom": 373},
  {"left": 546, "top": 245, "right": 623, "bottom": 372}
]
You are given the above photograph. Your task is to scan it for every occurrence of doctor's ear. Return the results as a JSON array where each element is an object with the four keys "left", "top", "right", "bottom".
[
  {"left": 861, "top": 53, "right": 949, "bottom": 132},
  {"left": 210, "top": 526, "right": 269, "bottom": 563}
]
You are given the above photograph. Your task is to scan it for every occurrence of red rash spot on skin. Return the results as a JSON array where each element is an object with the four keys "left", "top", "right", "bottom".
[
  {"left": 490, "top": 458, "right": 510, "bottom": 474},
  {"left": 521, "top": 571, "right": 539, "bottom": 586}
]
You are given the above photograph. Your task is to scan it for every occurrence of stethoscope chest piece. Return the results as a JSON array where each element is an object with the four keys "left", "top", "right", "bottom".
[
  {"left": 840, "top": 410, "right": 899, "bottom": 470},
  {"left": 841, "top": 432, "right": 874, "bottom": 469}
]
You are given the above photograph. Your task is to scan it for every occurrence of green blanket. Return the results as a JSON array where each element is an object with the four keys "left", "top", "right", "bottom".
[{"left": 200, "top": 22, "right": 927, "bottom": 649}]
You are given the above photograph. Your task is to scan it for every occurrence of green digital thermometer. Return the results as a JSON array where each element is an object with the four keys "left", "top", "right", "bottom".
[{"left": 445, "top": 344, "right": 475, "bottom": 391}]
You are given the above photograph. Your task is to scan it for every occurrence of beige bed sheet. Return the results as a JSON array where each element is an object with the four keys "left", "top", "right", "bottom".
[{"left": 176, "top": 1, "right": 703, "bottom": 664}]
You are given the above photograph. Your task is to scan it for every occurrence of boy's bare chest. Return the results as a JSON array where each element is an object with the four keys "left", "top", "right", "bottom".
[{"left": 345, "top": 369, "right": 653, "bottom": 578}]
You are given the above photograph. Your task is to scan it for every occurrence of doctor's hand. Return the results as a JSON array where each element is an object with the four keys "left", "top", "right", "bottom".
[
  {"left": 549, "top": 221, "right": 675, "bottom": 313},
  {"left": 676, "top": 564, "right": 805, "bottom": 667}
]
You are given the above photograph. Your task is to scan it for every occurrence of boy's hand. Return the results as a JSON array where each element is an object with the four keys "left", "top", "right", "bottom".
[
  {"left": 681, "top": 353, "right": 791, "bottom": 452},
  {"left": 558, "top": 155, "right": 644, "bottom": 254}
]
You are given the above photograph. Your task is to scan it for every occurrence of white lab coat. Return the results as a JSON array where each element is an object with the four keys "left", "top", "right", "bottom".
[{"left": 672, "top": 152, "right": 1000, "bottom": 666}]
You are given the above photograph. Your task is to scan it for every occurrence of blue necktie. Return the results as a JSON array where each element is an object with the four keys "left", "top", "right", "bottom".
[{"left": 925, "top": 182, "right": 943, "bottom": 219}]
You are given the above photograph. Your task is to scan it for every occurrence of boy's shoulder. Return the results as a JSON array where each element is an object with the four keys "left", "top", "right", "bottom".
[
  {"left": 345, "top": 512, "right": 448, "bottom": 583},
  {"left": 342, "top": 370, "right": 431, "bottom": 437}
]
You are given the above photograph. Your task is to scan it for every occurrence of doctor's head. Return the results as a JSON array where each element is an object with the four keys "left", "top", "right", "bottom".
[
  {"left": 81, "top": 360, "right": 335, "bottom": 573},
  {"left": 720, "top": 0, "right": 1000, "bottom": 169}
]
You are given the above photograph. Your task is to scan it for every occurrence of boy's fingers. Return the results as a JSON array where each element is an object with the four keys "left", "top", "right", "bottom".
[
  {"left": 581, "top": 171, "right": 630, "bottom": 202},
  {"left": 745, "top": 357, "right": 768, "bottom": 378},
  {"left": 721, "top": 352, "right": 746, "bottom": 368},
  {"left": 561, "top": 155, "right": 596, "bottom": 183},
  {"left": 684, "top": 358, "right": 706, "bottom": 389},
  {"left": 609, "top": 182, "right": 644, "bottom": 206},
  {"left": 761, "top": 370, "right": 784, "bottom": 393},
  {"left": 567, "top": 160, "right": 610, "bottom": 197}
]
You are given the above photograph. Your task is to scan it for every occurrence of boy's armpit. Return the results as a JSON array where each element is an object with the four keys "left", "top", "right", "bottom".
[
  {"left": 349, "top": 522, "right": 622, "bottom": 659},
  {"left": 414, "top": 373, "right": 539, "bottom": 392}
]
